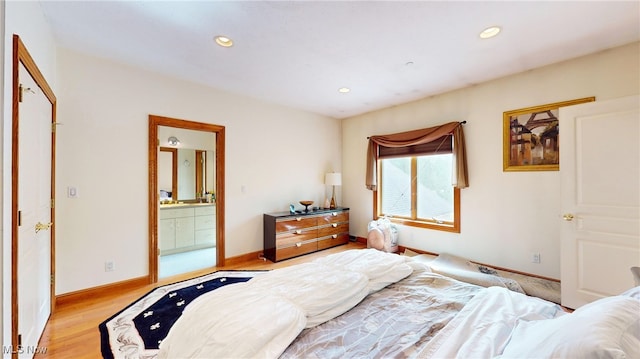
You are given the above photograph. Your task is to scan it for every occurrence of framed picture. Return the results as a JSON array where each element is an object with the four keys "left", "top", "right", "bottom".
[{"left": 503, "top": 97, "right": 595, "bottom": 171}]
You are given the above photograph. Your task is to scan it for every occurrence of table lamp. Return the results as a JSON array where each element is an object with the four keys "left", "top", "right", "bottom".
[{"left": 325, "top": 172, "right": 342, "bottom": 209}]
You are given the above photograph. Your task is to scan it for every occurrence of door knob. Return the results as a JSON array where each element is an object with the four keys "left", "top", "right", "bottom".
[
  {"left": 35, "top": 222, "right": 53, "bottom": 233},
  {"left": 562, "top": 214, "right": 574, "bottom": 221}
]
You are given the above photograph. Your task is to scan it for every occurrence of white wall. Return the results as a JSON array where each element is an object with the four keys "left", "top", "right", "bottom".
[
  {"left": 54, "top": 49, "right": 342, "bottom": 294},
  {"left": 342, "top": 42, "right": 640, "bottom": 279},
  {"left": 2, "top": 0, "right": 59, "bottom": 353}
]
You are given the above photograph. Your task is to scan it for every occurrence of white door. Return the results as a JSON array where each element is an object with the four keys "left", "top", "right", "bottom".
[
  {"left": 560, "top": 95, "right": 640, "bottom": 309},
  {"left": 17, "top": 63, "right": 53, "bottom": 357}
]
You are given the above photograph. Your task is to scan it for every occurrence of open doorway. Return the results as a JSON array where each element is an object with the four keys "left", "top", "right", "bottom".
[
  {"left": 157, "top": 128, "right": 216, "bottom": 278},
  {"left": 148, "top": 115, "right": 225, "bottom": 283}
]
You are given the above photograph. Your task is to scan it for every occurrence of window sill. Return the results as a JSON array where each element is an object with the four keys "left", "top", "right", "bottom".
[{"left": 383, "top": 217, "right": 460, "bottom": 233}]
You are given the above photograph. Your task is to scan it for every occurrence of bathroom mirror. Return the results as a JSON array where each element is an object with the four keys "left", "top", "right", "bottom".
[{"left": 158, "top": 145, "right": 215, "bottom": 201}]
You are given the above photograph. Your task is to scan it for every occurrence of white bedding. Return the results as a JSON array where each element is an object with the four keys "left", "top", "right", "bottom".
[
  {"left": 497, "top": 293, "right": 640, "bottom": 358},
  {"left": 417, "top": 286, "right": 565, "bottom": 358},
  {"left": 312, "top": 246, "right": 413, "bottom": 293},
  {"left": 156, "top": 282, "right": 306, "bottom": 359},
  {"left": 417, "top": 286, "right": 640, "bottom": 359},
  {"left": 281, "top": 264, "right": 482, "bottom": 359},
  {"left": 247, "top": 262, "right": 371, "bottom": 328},
  {"left": 157, "top": 249, "right": 412, "bottom": 359}
]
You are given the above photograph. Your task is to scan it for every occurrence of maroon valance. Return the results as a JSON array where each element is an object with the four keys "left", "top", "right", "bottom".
[
  {"left": 366, "top": 121, "right": 468, "bottom": 191},
  {"left": 378, "top": 134, "right": 452, "bottom": 158}
]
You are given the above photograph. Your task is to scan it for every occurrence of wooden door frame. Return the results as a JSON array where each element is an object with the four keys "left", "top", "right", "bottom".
[
  {"left": 195, "top": 149, "right": 205, "bottom": 198},
  {"left": 148, "top": 115, "right": 225, "bottom": 283},
  {"left": 11, "top": 35, "right": 57, "bottom": 356},
  {"left": 159, "top": 147, "right": 178, "bottom": 198}
]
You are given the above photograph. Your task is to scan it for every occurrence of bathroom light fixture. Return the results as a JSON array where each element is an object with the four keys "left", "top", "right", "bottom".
[
  {"left": 168, "top": 136, "right": 180, "bottom": 146},
  {"left": 214, "top": 35, "right": 234, "bottom": 47},
  {"left": 479, "top": 26, "right": 501, "bottom": 39},
  {"left": 338, "top": 87, "right": 351, "bottom": 93}
]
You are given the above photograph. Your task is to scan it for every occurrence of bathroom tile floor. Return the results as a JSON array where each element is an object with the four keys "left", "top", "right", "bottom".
[{"left": 159, "top": 247, "right": 217, "bottom": 278}]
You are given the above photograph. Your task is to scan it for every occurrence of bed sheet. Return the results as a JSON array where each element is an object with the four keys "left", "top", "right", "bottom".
[{"left": 281, "top": 264, "right": 482, "bottom": 359}]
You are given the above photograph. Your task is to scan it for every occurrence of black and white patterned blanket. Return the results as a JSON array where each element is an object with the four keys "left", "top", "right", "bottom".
[{"left": 99, "top": 270, "right": 265, "bottom": 359}]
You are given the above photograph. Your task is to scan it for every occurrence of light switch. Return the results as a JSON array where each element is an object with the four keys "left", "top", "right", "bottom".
[{"left": 68, "top": 186, "right": 78, "bottom": 198}]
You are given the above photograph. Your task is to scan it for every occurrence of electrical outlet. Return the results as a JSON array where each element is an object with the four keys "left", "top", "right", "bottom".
[
  {"left": 531, "top": 253, "right": 541, "bottom": 264},
  {"left": 105, "top": 261, "right": 115, "bottom": 272}
]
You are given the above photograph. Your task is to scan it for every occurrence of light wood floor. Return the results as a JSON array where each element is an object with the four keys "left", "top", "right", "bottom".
[{"left": 36, "top": 242, "right": 366, "bottom": 358}]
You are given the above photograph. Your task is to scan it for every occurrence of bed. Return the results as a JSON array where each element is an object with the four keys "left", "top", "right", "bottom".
[{"left": 131, "top": 249, "right": 639, "bottom": 358}]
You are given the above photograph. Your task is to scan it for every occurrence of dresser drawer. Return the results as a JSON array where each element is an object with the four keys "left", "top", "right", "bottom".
[
  {"left": 318, "top": 222, "right": 349, "bottom": 237},
  {"left": 317, "top": 211, "right": 349, "bottom": 225},
  {"left": 264, "top": 208, "right": 350, "bottom": 262},
  {"left": 276, "top": 240, "right": 318, "bottom": 261},
  {"left": 317, "top": 233, "right": 349, "bottom": 250},
  {"left": 275, "top": 217, "right": 317, "bottom": 232},
  {"left": 276, "top": 228, "right": 317, "bottom": 247}
]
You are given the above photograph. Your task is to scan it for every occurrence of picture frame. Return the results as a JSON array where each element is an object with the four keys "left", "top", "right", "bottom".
[{"left": 503, "top": 97, "right": 595, "bottom": 172}]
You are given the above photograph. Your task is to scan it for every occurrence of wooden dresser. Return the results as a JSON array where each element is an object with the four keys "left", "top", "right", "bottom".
[{"left": 263, "top": 207, "right": 350, "bottom": 262}]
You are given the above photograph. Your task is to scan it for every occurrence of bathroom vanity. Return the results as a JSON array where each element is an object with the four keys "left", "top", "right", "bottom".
[{"left": 159, "top": 203, "right": 216, "bottom": 255}]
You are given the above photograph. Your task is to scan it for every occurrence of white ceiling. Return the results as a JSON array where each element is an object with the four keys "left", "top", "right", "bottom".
[{"left": 39, "top": 1, "right": 640, "bottom": 119}]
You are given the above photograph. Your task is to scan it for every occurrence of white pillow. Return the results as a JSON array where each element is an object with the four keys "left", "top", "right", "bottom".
[
  {"left": 621, "top": 286, "right": 640, "bottom": 300},
  {"left": 499, "top": 295, "right": 640, "bottom": 358}
]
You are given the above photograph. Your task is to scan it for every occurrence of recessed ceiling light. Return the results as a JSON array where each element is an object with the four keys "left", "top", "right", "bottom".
[
  {"left": 214, "top": 35, "right": 234, "bottom": 47},
  {"left": 479, "top": 26, "right": 501, "bottom": 39},
  {"left": 338, "top": 87, "right": 351, "bottom": 93}
]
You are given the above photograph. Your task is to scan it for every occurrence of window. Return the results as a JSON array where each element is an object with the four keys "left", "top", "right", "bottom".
[
  {"left": 367, "top": 121, "right": 466, "bottom": 233},
  {"left": 375, "top": 138, "right": 460, "bottom": 233}
]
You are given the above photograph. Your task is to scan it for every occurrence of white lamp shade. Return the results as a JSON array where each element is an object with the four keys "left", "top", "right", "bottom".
[{"left": 325, "top": 173, "right": 342, "bottom": 186}]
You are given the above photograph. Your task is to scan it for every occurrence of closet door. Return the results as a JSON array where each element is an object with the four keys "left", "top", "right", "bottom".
[
  {"left": 16, "top": 61, "right": 54, "bottom": 357},
  {"left": 560, "top": 95, "right": 640, "bottom": 309}
]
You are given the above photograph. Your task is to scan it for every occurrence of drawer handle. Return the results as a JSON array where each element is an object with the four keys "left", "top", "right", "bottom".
[
  {"left": 331, "top": 212, "right": 338, "bottom": 216},
  {"left": 296, "top": 242, "right": 302, "bottom": 247},
  {"left": 295, "top": 230, "right": 302, "bottom": 234},
  {"left": 296, "top": 217, "right": 302, "bottom": 221},
  {"left": 332, "top": 234, "right": 337, "bottom": 239},
  {"left": 332, "top": 223, "right": 338, "bottom": 228}
]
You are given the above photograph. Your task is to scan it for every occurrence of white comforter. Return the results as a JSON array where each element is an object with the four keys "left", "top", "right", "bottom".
[
  {"left": 417, "top": 286, "right": 640, "bottom": 358},
  {"left": 157, "top": 249, "right": 412, "bottom": 359},
  {"left": 416, "top": 286, "right": 567, "bottom": 358}
]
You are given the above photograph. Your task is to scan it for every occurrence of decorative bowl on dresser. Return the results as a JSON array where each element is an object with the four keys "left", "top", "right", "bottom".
[
  {"left": 299, "top": 200, "right": 314, "bottom": 212},
  {"left": 263, "top": 207, "right": 350, "bottom": 262}
]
